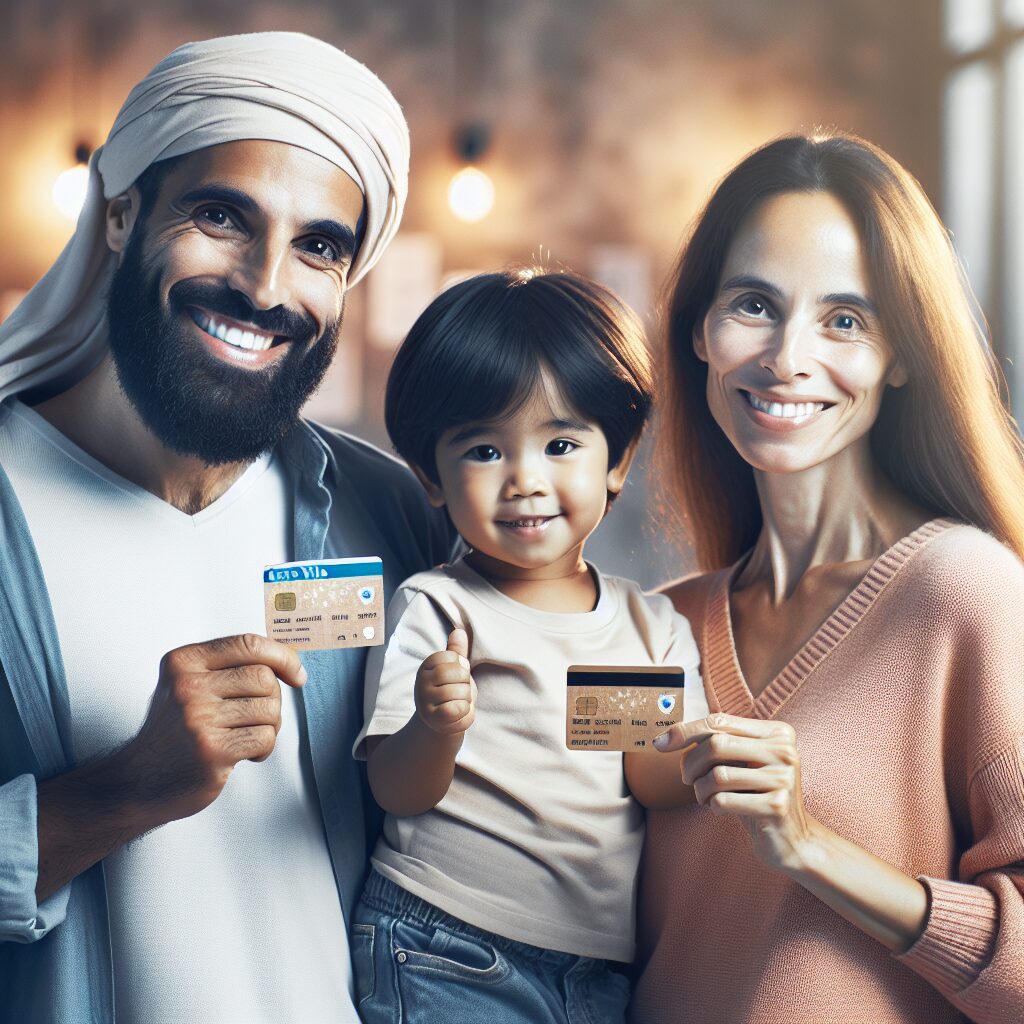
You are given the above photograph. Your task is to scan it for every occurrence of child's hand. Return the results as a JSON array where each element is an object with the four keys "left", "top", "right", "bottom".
[{"left": 414, "top": 628, "right": 476, "bottom": 736}]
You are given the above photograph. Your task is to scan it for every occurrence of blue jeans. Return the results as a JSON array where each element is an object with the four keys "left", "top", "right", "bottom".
[{"left": 352, "top": 870, "right": 632, "bottom": 1024}]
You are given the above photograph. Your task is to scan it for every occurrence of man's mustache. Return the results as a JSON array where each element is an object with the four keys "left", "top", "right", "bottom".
[{"left": 167, "top": 280, "right": 319, "bottom": 341}]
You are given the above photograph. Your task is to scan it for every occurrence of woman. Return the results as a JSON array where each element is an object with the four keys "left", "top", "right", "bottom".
[{"left": 625, "top": 133, "right": 1024, "bottom": 1023}]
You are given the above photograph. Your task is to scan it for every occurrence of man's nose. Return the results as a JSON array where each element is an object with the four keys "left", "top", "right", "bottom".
[
  {"left": 227, "top": 234, "right": 293, "bottom": 311},
  {"left": 760, "top": 319, "right": 813, "bottom": 381}
]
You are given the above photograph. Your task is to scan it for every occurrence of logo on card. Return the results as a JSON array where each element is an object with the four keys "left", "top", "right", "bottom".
[
  {"left": 657, "top": 693, "right": 677, "bottom": 714},
  {"left": 358, "top": 586, "right": 375, "bottom": 604}
]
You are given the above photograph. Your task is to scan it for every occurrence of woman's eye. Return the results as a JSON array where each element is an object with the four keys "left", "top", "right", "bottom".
[
  {"left": 736, "top": 295, "right": 771, "bottom": 318},
  {"left": 466, "top": 445, "right": 500, "bottom": 462},
  {"left": 546, "top": 439, "right": 577, "bottom": 456},
  {"left": 831, "top": 312, "right": 860, "bottom": 331}
]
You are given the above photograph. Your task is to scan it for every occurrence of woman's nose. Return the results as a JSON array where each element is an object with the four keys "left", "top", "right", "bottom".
[{"left": 760, "top": 320, "right": 813, "bottom": 381}]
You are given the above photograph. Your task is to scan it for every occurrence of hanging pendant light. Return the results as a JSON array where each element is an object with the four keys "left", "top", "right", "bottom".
[{"left": 448, "top": 123, "right": 494, "bottom": 223}]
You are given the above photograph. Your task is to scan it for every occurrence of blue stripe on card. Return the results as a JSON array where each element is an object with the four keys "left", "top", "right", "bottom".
[{"left": 264, "top": 559, "right": 382, "bottom": 583}]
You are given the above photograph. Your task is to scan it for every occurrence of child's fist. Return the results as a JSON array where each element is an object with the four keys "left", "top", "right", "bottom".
[{"left": 414, "top": 628, "right": 476, "bottom": 736}]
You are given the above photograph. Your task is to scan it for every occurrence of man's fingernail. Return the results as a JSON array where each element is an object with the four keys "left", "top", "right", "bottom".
[
  {"left": 653, "top": 732, "right": 670, "bottom": 750},
  {"left": 298, "top": 665, "right": 309, "bottom": 686},
  {"left": 458, "top": 655, "right": 470, "bottom": 669}
]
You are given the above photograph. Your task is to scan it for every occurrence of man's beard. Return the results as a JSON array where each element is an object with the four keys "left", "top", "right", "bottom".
[{"left": 106, "top": 233, "right": 342, "bottom": 466}]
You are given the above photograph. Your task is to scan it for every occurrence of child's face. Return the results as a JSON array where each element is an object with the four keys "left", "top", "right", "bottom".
[{"left": 421, "top": 375, "right": 631, "bottom": 579}]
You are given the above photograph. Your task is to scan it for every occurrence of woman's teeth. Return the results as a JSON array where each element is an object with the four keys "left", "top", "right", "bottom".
[
  {"left": 745, "top": 392, "right": 826, "bottom": 419},
  {"left": 192, "top": 310, "right": 276, "bottom": 351}
]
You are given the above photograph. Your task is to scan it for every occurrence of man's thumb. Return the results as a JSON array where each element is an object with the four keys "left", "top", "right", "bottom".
[{"left": 446, "top": 627, "right": 470, "bottom": 661}]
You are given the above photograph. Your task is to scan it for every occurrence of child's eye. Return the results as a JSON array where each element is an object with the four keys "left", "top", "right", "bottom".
[
  {"left": 465, "top": 444, "right": 501, "bottom": 462},
  {"left": 546, "top": 439, "right": 578, "bottom": 456}
]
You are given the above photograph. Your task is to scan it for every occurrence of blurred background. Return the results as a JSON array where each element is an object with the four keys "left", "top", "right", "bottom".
[{"left": 1, "top": 0, "right": 1019, "bottom": 586}]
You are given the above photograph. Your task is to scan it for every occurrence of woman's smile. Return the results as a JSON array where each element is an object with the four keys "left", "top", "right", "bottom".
[{"left": 739, "top": 389, "right": 833, "bottom": 429}]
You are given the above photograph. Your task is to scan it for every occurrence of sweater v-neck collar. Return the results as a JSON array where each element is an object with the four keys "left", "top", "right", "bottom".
[{"left": 702, "top": 517, "right": 957, "bottom": 719}]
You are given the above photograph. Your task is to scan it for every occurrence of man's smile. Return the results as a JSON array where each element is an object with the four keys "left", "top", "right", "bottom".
[
  {"left": 189, "top": 307, "right": 289, "bottom": 352},
  {"left": 186, "top": 305, "right": 303, "bottom": 367}
]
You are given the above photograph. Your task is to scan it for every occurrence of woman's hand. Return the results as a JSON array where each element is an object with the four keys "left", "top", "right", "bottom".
[
  {"left": 655, "top": 712, "right": 816, "bottom": 871},
  {"left": 654, "top": 712, "right": 930, "bottom": 952}
]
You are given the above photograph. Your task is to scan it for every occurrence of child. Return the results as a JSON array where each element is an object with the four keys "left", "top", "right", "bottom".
[{"left": 351, "top": 268, "right": 707, "bottom": 1024}]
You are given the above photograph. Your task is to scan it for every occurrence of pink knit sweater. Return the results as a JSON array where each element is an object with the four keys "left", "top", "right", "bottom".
[{"left": 631, "top": 520, "right": 1024, "bottom": 1024}]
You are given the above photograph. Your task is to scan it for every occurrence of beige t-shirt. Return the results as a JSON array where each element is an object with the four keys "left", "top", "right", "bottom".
[{"left": 355, "top": 558, "right": 705, "bottom": 962}]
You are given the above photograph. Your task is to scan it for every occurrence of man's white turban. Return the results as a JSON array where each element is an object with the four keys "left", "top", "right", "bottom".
[{"left": 0, "top": 31, "right": 409, "bottom": 402}]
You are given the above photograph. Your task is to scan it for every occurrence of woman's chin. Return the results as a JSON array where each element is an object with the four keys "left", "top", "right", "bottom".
[{"left": 728, "top": 438, "right": 827, "bottom": 476}]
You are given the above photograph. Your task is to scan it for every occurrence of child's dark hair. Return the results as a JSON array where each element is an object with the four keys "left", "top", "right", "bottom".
[{"left": 385, "top": 268, "right": 654, "bottom": 483}]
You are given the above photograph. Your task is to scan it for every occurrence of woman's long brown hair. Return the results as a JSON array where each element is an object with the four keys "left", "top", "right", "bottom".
[{"left": 659, "top": 132, "right": 1024, "bottom": 570}]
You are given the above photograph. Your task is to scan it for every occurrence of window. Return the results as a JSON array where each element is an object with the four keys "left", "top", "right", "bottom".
[{"left": 942, "top": 1, "right": 1024, "bottom": 417}]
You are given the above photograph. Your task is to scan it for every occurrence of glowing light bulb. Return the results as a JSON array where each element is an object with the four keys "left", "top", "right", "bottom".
[
  {"left": 448, "top": 166, "right": 495, "bottom": 223},
  {"left": 52, "top": 163, "right": 90, "bottom": 221}
]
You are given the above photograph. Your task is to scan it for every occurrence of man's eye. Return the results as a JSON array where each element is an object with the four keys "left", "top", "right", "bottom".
[
  {"left": 198, "top": 207, "right": 235, "bottom": 229},
  {"left": 302, "top": 237, "right": 340, "bottom": 262},
  {"left": 546, "top": 439, "right": 577, "bottom": 456},
  {"left": 466, "top": 445, "right": 500, "bottom": 462}
]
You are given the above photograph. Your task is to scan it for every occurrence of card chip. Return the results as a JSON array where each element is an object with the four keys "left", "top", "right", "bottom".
[
  {"left": 575, "top": 695, "right": 599, "bottom": 716},
  {"left": 275, "top": 592, "right": 297, "bottom": 611}
]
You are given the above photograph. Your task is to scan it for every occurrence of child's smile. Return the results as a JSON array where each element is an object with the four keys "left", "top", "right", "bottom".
[{"left": 496, "top": 513, "right": 561, "bottom": 539}]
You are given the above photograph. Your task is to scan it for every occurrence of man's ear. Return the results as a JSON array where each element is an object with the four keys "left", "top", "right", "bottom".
[
  {"left": 105, "top": 187, "right": 142, "bottom": 254},
  {"left": 886, "top": 360, "right": 908, "bottom": 388},
  {"left": 693, "top": 325, "right": 708, "bottom": 363},
  {"left": 607, "top": 433, "right": 643, "bottom": 498},
  {"left": 410, "top": 463, "right": 446, "bottom": 509}
]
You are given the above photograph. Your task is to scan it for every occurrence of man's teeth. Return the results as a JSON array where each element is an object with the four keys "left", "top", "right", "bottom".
[
  {"left": 194, "top": 311, "right": 275, "bottom": 351},
  {"left": 746, "top": 392, "right": 826, "bottom": 419}
]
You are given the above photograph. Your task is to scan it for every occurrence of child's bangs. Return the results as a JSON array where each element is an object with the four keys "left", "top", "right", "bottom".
[{"left": 438, "top": 316, "right": 544, "bottom": 428}]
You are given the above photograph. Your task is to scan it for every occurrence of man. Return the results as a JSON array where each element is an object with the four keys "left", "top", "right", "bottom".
[{"left": 0, "top": 33, "right": 451, "bottom": 1022}]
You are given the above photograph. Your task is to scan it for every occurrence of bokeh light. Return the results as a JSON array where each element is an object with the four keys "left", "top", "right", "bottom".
[
  {"left": 447, "top": 166, "right": 495, "bottom": 222},
  {"left": 52, "top": 163, "right": 89, "bottom": 221}
]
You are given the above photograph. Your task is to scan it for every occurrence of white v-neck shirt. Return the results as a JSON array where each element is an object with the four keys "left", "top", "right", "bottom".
[{"left": 0, "top": 402, "right": 355, "bottom": 1024}]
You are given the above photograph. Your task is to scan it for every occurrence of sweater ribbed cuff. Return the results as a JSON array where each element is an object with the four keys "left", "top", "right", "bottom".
[{"left": 897, "top": 876, "right": 998, "bottom": 992}]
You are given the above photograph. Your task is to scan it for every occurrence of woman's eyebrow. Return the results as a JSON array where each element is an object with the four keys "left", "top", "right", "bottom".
[
  {"left": 719, "top": 274, "right": 785, "bottom": 300},
  {"left": 820, "top": 291, "right": 878, "bottom": 315}
]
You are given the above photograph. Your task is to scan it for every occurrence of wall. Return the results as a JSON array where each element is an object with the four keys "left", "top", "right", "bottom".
[{"left": 0, "top": 0, "right": 944, "bottom": 585}]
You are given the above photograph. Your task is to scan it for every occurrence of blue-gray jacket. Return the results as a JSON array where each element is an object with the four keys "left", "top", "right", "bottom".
[{"left": 0, "top": 412, "right": 453, "bottom": 1022}]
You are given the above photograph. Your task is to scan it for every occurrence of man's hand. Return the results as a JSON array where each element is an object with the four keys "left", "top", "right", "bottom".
[
  {"left": 414, "top": 628, "right": 476, "bottom": 736},
  {"left": 121, "top": 633, "right": 308, "bottom": 823},
  {"left": 35, "top": 633, "right": 307, "bottom": 902}
]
